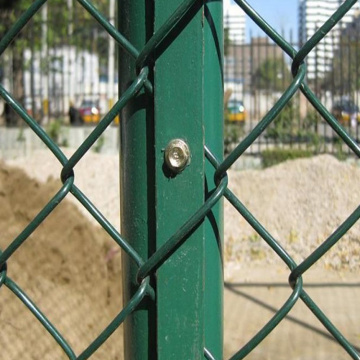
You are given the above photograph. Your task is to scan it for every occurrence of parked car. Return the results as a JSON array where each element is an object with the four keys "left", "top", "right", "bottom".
[
  {"left": 332, "top": 100, "right": 360, "bottom": 126},
  {"left": 225, "top": 100, "right": 246, "bottom": 123},
  {"left": 78, "top": 100, "right": 101, "bottom": 124}
]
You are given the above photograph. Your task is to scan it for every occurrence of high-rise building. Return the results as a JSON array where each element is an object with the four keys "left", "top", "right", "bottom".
[
  {"left": 223, "top": 0, "right": 246, "bottom": 45},
  {"left": 298, "top": 0, "right": 360, "bottom": 79}
]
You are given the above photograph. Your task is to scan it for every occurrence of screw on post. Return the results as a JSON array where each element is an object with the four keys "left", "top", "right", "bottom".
[{"left": 164, "top": 139, "right": 191, "bottom": 174}]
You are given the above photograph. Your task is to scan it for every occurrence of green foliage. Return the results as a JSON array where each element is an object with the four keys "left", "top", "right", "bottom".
[
  {"left": 46, "top": 118, "right": 68, "bottom": 146},
  {"left": 16, "top": 127, "right": 25, "bottom": 142},
  {"left": 262, "top": 148, "right": 313, "bottom": 168},
  {"left": 0, "top": 0, "right": 21, "bottom": 10},
  {"left": 253, "top": 57, "right": 292, "bottom": 92},
  {"left": 0, "top": 0, "right": 111, "bottom": 103},
  {"left": 93, "top": 134, "right": 105, "bottom": 153},
  {"left": 224, "top": 27, "right": 231, "bottom": 56},
  {"left": 265, "top": 100, "right": 298, "bottom": 142},
  {"left": 323, "top": 33, "right": 360, "bottom": 95},
  {"left": 265, "top": 99, "right": 322, "bottom": 150},
  {"left": 224, "top": 122, "right": 244, "bottom": 155},
  {"left": 46, "top": 118, "right": 62, "bottom": 143},
  {"left": 248, "top": 233, "right": 261, "bottom": 243},
  {"left": 0, "top": 1, "right": 38, "bottom": 40},
  {"left": 332, "top": 137, "right": 347, "bottom": 161},
  {"left": 301, "top": 109, "right": 324, "bottom": 152},
  {"left": 0, "top": 0, "right": 110, "bottom": 51}
]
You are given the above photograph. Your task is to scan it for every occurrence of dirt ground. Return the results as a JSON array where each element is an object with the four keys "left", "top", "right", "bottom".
[
  {"left": 224, "top": 265, "right": 360, "bottom": 360},
  {"left": 223, "top": 155, "right": 360, "bottom": 359},
  {"left": 0, "top": 163, "right": 123, "bottom": 359},
  {"left": 0, "top": 152, "right": 359, "bottom": 359}
]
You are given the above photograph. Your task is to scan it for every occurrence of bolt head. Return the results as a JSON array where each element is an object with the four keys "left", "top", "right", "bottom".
[{"left": 164, "top": 139, "right": 190, "bottom": 174}]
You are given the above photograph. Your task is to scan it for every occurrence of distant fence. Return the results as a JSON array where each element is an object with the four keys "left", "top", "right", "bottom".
[
  {"left": 224, "top": 20, "right": 360, "bottom": 156},
  {"left": 2, "top": 9, "right": 360, "bottom": 157},
  {"left": 0, "top": 1, "right": 116, "bottom": 124}
]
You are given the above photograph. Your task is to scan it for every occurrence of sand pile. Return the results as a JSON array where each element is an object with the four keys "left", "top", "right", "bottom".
[
  {"left": 225, "top": 155, "right": 360, "bottom": 272},
  {"left": 0, "top": 161, "right": 122, "bottom": 359},
  {"left": 1, "top": 150, "right": 359, "bottom": 359}
]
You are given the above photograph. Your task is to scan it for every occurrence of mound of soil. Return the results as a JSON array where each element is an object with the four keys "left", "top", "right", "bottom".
[
  {"left": 0, "top": 163, "right": 122, "bottom": 360},
  {"left": 1, "top": 150, "right": 360, "bottom": 359},
  {"left": 225, "top": 155, "right": 360, "bottom": 273}
]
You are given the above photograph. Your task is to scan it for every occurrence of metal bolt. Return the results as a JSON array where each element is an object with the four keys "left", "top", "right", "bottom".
[{"left": 164, "top": 139, "right": 191, "bottom": 174}]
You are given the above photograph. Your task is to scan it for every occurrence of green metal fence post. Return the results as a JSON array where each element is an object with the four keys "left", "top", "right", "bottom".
[
  {"left": 204, "top": 1, "right": 224, "bottom": 358},
  {"left": 120, "top": 0, "right": 209, "bottom": 358},
  {"left": 2, "top": 1, "right": 360, "bottom": 359},
  {"left": 153, "top": 0, "right": 205, "bottom": 358},
  {"left": 119, "top": 1, "right": 156, "bottom": 359}
]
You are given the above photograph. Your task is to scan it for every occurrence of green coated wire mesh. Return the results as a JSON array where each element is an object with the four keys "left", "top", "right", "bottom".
[{"left": 0, "top": 0, "right": 359, "bottom": 359}]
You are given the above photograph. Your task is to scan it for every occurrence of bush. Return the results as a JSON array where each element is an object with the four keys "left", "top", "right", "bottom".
[
  {"left": 265, "top": 99, "right": 321, "bottom": 146},
  {"left": 265, "top": 100, "right": 298, "bottom": 142},
  {"left": 46, "top": 118, "right": 68, "bottom": 146},
  {"left": 224, "top": 122, "right": 245, "bottom": 155},
  {"left": 262, "top": 148, "right": 313, "bottom": 168}
]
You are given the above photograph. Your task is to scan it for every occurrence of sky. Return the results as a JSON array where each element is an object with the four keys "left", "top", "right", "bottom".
[{"left": 226, "top": 0, "right": 298, "bottom": 41}]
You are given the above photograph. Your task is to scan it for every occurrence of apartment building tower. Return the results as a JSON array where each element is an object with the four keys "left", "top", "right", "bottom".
[
  {"left": 223, "top": 0, "right": 246, "bottom": 45},
  {"left": 298, "top": 0, "right": 360, "bottom": 79}
]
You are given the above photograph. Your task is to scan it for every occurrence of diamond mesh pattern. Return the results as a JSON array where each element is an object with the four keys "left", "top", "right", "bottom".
[{"left": 0, "top": 0, "right": 359, "bottom": 359}]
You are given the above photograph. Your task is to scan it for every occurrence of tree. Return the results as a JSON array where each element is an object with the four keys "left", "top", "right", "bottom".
[
  {"left": 0, "top": 0, "right": 29, "bottom": 63},
  {"left": 323, "top": 26, "right": 360, "bottom": 98},
  {"left": 0, "top": 0, "right": 21, "bottom": 11},
  {"left": 0, "top": 0, "right": 111, "bottom": 122},
  {"left": 0, "top": 0, "right": 30, "bottom": 123},
  {"left": 224, "top": 27, "right": 231, "bottom": 56},
  {"left": 252, "top": 57, "right": 293, "bottom": 92}
]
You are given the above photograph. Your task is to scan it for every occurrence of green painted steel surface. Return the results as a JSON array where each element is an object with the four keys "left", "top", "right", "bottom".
[
  {"left": 204, "top": 1, "right": 224, "bottom": 359},
  {"left": 153, "top": 0, "right": 205, "bottom": 358},
  {"left": 0, "top": 0, "right": 360, "bottom": 359},
  {"left": 119, "top": 1, "right": 156, "bottom": 359}
]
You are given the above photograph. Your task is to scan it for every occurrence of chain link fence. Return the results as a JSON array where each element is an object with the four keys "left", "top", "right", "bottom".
[
  {"left": 224, "top": 24, "right": 360, "bottom": 156},
  {"left": 0, "top": 0, "right": 359, "bottom": 359},
  {"left": 0, "top": 0, "right": 116, "bottom": 125}
]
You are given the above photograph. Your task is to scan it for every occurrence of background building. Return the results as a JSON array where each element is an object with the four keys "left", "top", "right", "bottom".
[
  {"left": 224, "top": 36, "right": 289, "bottom": 120},
  {"left": 223, "top": 0, "right": 246, "bottom": 45},
  {"left": 225, "top": 37, "right": 285, "bottom": 93},
  {"left": 298, "top": 0, "right": 360, "bottom": 79},
  {"left": 23, "top": 47, "right": 104, "bottom": 117}
]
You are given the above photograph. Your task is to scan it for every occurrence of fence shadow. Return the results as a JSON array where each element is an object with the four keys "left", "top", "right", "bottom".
[{"left": 224, "top": 281, "right": 360, "bottom": 353}]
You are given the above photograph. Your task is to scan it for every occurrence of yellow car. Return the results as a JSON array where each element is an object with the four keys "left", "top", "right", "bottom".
[
  {"left": 332, "top": 100, "right": 360, "bottom": 125},
  {"left": 226, "top": 100, "right": 246, "bottom": 123},
  {"left": 79, "top": 100, "right": 101, "bottom": 124}
]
